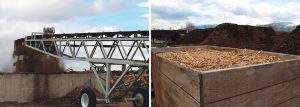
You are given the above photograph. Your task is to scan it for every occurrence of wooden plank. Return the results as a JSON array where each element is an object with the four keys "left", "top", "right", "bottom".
[
  {"left": 152, "top": 52, "right": 201, "bottom": 107},
  {"left": 156, "top": 55, "right": 201, "bottom": 102},
  {"left": 154, "top": 68, "right": 200, "bottom": 107},
  {"left": 275, "top": 96, "right": 300, "bottom": 107},
  {"left": 152, "top": 46, "right": 300, "bottom": 106},
  {"left": 202, "top": 59, "right": 300, "bottom": 103},
  {"left": 205, "top": 78, "right": 300, "bottom": 107},
  {"left": 152, "top": 52, "right": 164, "bottom": 107},
  {"left": 152, "top": 46, "right": 207, "bottom": 105}
]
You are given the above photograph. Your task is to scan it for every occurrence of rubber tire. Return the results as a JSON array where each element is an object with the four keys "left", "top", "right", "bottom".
[
  {"left": 133, "top": 89, "right": 149, "bottom": 107},
  {"left": 80, "top": 88, "right": 96, "bottom": 107}
]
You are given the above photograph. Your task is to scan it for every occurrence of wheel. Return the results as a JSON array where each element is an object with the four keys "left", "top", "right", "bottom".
[
  {"left": 79, "top": 88, "right": 96, "bottom": 107},
  {"left": 133, "top": 89, "right": 149, "bottom": 107}
]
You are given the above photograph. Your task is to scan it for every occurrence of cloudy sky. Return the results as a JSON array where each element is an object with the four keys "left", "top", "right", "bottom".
[
  {"left": 0, "top": 0, "right": 148, "bottom": 71},
  {"left": 152, "top": 0, "right": 300, "bottom": 29}
]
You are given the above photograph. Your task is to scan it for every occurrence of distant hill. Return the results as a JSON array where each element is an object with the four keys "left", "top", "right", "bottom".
[
  {"left": 260, "top": 22, "right": 296, "bottom": 33},
  {"left": 195, "top": 24, "right": 217, "bottom": 29},
  {"left": 196, "top": 22, "right": 297, "bottom": 33}
]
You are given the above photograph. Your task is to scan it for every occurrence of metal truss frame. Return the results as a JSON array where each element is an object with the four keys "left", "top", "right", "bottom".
[{"left": 24, "top": 31, "right": 149, "bottom": 102}]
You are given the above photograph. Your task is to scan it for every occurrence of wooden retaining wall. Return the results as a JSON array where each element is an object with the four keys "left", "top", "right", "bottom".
[{"left": 152, "top": 46, "right": 300, "bottom": 107}]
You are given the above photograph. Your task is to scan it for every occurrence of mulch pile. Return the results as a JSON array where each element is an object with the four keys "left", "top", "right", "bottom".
[
  {"left": 158, "top": 48, "right": 281, "bottom": 72},
  {"left": 272, "top": 25, "right": 300, "bottom": 54},
  {"left": 175, "top": 29, "right": 214, "bottom": 45},
  {"left": 153, "top": 23, "right": 300, "bottom": 56},
  {"left": 200, "top": 23, "right": 275, "bottom": 51},
  {"left": 152, "top": 30, "right": 186, "bottom": 41},
  {"left": 13, "top": 38, "right": 64, "bottom": 73}
]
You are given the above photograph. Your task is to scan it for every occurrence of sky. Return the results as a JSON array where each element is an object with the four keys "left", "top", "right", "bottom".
[
  {"left": 152, "top": 0, "right": 300, "bottom": 29},
  {"left": 0, "top": 0, "right": 149, "bottom": 71}
]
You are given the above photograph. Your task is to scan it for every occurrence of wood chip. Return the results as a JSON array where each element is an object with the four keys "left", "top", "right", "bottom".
[{"left": 158, "top": 48, "right": 281, "bottom": 72}]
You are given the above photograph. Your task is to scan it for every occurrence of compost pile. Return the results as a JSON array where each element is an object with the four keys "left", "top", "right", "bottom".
[
  {"left": 154, "top": 23, "right": 276, "bottom": 51},
  {"left": 152, "top": 30, "right": 186, "bottom": 43},
  {"left": 175, "top": 29, "right": 214, "bottom": 45},
  {"left": 272, "top": 25, "right": 300, "bottom": 54},
  {"left": 153, "top": 23, "right": 300, "bottom": 55},
  {"left": 13, "top": 38, "right": 64, "bottom": 73},
  {"left": 200, "top": 23, "right": 275, "bottom": 51},
  {"left": 158, "top": 48, "right": 281, "bottom": 72}
]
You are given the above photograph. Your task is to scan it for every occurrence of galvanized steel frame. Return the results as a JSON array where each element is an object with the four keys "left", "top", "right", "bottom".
[{"left": 24, "top": 31, "right": 149, "bottom": 102}]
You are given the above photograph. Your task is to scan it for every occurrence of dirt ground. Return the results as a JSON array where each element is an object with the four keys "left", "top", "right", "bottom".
[
  {"left": 158, "top": 48, "right": 281, "bottom": 72},
  {"left": 0, "top": 101, "right": 133, "bottom": 107}
]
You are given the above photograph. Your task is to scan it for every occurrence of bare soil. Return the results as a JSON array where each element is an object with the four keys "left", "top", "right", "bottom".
[{"left": 158, "top": 48, "right": 281, "bottom": 72}]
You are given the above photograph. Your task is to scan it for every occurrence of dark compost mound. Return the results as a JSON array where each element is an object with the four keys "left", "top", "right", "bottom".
[
  {"left": 13, "top": 38, "right": 64, "bottom": 73},
  {"left": 201, "top": 23, "right": 276, "bottom": 51},
  {"left": 272, "top": 25, "right": 300, "bottom": 54},
  {"left": 175, "top": 29, "right": 214, "bottom": 45}
]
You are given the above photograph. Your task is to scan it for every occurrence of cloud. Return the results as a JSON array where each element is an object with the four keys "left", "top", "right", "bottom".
[
  {"left": 0, "top": 20, "right": 121, "bottom": 71},
  {"left": 0, "top": 0, "right": 138, "bottom": 71},
  {"left": 152, "top": 6, "right": 198, "bottom": 20},
  {"left": 152, "top": 0, "right": 300, "bottom": 29},
  {"left": 58, "top": 26, "right": 118, "bottom": 33},
  {"left": 137, "top": 1, "right": 149, "bottom": 19},
  {"left": 140, "top": 13, "right": 149, "bottom": 18},
  {"left": 92, "top": 0, "right": 135, "bottom": 14},
  {"left": 0, "top": 20, "right": 64, "bottom": 71},
  {"left": 0, "top": 0, "right": 134, "bottom": 22},
  {"left": 137, "top": 1, "right": 149, "bottom": 8}
]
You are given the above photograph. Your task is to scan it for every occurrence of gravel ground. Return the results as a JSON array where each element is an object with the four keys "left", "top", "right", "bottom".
[{"left": 158, "top": 48, "right": 281, "bottom": 72}]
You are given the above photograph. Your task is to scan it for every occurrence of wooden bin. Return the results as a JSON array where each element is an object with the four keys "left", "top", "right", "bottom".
[{"left": 152, "top": 46, "right": 300, "bottom": 107}]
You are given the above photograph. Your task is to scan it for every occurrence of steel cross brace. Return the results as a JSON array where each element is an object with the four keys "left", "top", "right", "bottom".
[{"left": 24, "top": 31, "right": 149, "bottom": 103}]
